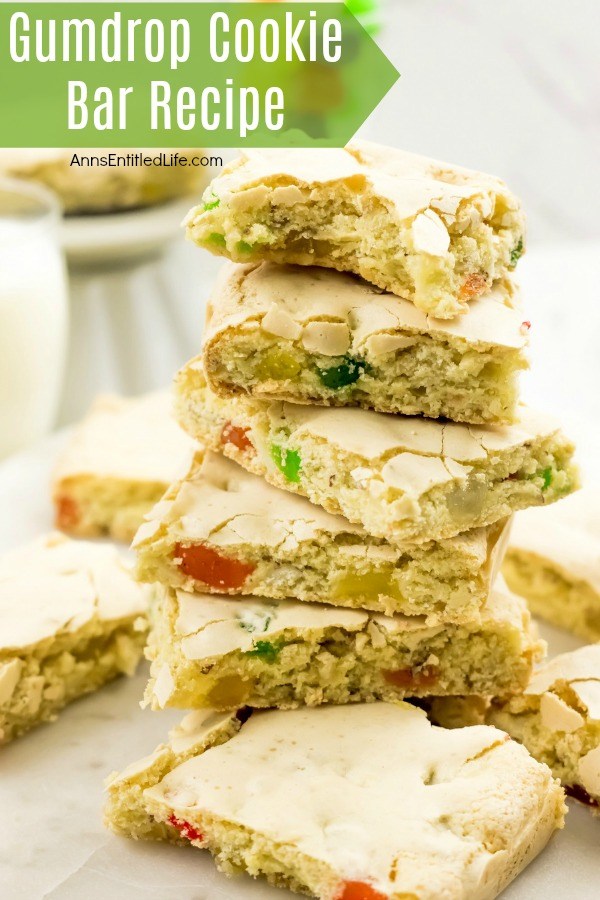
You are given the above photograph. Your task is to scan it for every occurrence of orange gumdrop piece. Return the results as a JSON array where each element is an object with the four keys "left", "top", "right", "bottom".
[
  {"left": 175, "top": 542, "right": 255, "bottom": 590},
  {"left": 221, "top": 421, "right": 254, "bottom": 453},
  {"left": 460, "top": 273, "right": 487, "bottom": 300},
  {"left": 55, "top": 495, "right": 80, "bottom": 530},
  {"left": 338, "top": 882, "right": 388, "bottom": 900},
  {"left": 382, "top": 666, "right": 439, "bottom": 689}
]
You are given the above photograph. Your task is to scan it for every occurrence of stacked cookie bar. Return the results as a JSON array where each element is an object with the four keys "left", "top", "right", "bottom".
[{"left": 107, "top": 144, "right": 580, "bottom": 898}]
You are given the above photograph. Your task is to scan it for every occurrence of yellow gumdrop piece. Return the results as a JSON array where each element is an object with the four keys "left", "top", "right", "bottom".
[
  {"left": 332, "top": 569, "right": 404, "bottom": 602},
  {"left": 255, "top": 347, "right": 302, "bottom": 380},
  {"left": 446, "top": 479, "right": 487, "bottom": 526},
  {"left": 206, "top": 675, "right": 251, "bottom": 708}
]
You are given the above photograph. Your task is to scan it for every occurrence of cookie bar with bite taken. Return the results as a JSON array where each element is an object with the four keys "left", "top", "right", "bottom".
[
  {"left": 105, "top": 702, "right": 565, "bottom": 899},
  {"left": 200, "top": 262, "right": 529, "bottom": 424},
  {"left": 143, "top": 579, "right": 542, "bottom": 711},
  {"left": 185, "top": 142, "right": 525, "bottom": 319}
]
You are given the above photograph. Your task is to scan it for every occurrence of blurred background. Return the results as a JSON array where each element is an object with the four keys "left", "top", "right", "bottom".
[
  {"left": 366, "top": 0, "right": 600, "bottom": 452},
  {"left": 1, "top": 0, "right": 598, "bottom": 457}
]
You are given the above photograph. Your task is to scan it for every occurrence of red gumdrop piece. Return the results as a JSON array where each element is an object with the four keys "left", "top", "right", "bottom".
[
  {"left": 221, "top": 421, "right": 254, "bottom": 453},
  {"left": 382, "top": 666, "right": 439, "bottom": 689},
  {"left": 175, "top": 542, "right": 256, "bottom": 590},
  {"left": 167, "top": 814, "right": 204, "bottom": 842}
]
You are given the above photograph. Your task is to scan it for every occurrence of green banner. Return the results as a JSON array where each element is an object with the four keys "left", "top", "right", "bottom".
[{"left": 0, "top": 2, "right": 399, "bottom": 147}]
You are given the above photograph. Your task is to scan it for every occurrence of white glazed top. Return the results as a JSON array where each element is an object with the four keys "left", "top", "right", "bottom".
[
  {"left": 258, "top": 401, "right": 564, "bottom": 504},
  {"left": 189, "top": 373, "right": 566, "bottom": 505},
  {"left": 167, "top": 576, "right": 529, "bottom": 663},
  {"left": 142, "top": 702, "right": 560, "bottom": 898},
  {"left": 107, "top": 709, "right": 238, "bottom": 786},
  {"left": 188, "top": 140, "right": 523, "bottom": 239},
  {"left": 204, "top": 262, "right": 528, "bottom": 357},
  {"left": 53, "top": 391, "right": 194, "bottom": 485},
  {"left": 0, "top": 532, "right": 148, "bottom": 651},
  {"left": 135, "top": 451, "right": 494, "bottom": 564},
  {"left": 277, "top": 402, "right": 559, "bottom": 463}
]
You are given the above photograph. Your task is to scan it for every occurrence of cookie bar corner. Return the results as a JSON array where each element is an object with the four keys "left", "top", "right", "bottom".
[{"left": 0, "top": 533, "right": 149, "bottom": 744}]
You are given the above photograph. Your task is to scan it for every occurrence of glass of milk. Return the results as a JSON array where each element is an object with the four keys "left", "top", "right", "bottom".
[{"left": 0, "top": 179, "right": 68, "bottom": 459}]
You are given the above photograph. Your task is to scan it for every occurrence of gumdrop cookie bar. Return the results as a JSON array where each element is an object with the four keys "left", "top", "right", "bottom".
[
  {"left": 143, "top": 579, "right": 542, "bottom": 711},
  {"left": 185, "top": 142, "right": 525, "bottom": 319},
  {"left": 0, "top": 148, "right": 208, "bottom": 215},
  {"left": 52, "top": 391, "right": 195, "bottom": 542},
  {"left": 174, "top": 371, "right": 578, "bottom": 545},
  {"left": 487, "top": 645, "right": 600, "bottom": 814},
  {"left": 105, "top": 702, "right": 565, "bottom": 900},
  {"left": 0, "top": 533, "right": 148, "bottom": 745},
  {"left": 200, "top": 262, "right": 529, "bottom": 423},
  {"left": 503, "top": 489, "right": 600, "bottom": 641},
  {"left": 135, "top": 451, "right": 510, "bottom": 624}
]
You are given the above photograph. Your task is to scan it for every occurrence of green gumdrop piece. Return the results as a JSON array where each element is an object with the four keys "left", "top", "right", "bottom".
[
  {"left": 203, "top": 195, "right": 220, "bottom": 211},
  {"left": 317, "top": 356, "right": 365, "bottom": 390},
  {"left": 527, "top": 466, "right": 553, "bottom": 490},
  {"left": 509, "top": 238, "right": 524, "bottom": 267},
  {"left": 236, "top": 240, "right": 254, "bottom": 255},
  {"left": 271, "top": 444, "right": 302, "bottom": 483},
  {"left": 245, "top": 640, "right": 282, "bottom": 663},
  {"left": 207, "top": 232, "right": 226, "bottom": 248}
]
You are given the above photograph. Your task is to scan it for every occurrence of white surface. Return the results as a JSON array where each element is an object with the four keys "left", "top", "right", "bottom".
[
  {"left": 0, "top": 433, "right": 599, "bottom": 900},
  {"left": 369, "top": 0, "right": 600, "bottom": 243}
]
